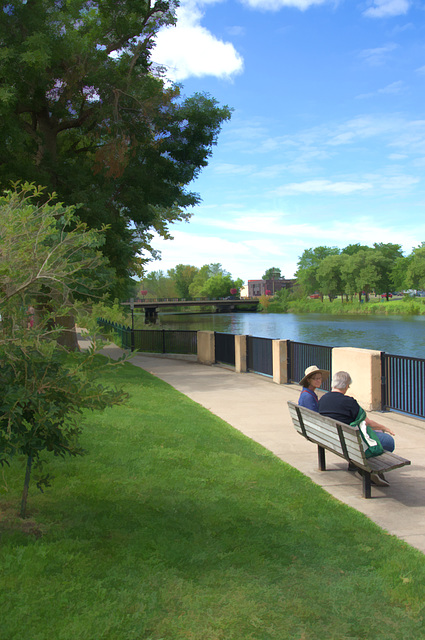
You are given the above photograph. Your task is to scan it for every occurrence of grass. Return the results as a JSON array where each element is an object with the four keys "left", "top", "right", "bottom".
[
  {"left": 267, "top": 296, "right": 425, "bottom": 316},
  {"left": 2, "top": 361, "right": 425, "bottom": 639}
]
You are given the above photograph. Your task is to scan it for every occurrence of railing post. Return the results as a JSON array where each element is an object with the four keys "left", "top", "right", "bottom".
[
  {"left": 235, "top": 335, "right": 247, "bottom": 372},
  {"left": 381, "top": 352, "right": 386, "bottom": 411},
  {"left": 286, "top": 340, "right": 292, "bottom": 382},
  {"left": 197, "top": 331, "right": 215, "bottom": 365},
  {"left": 272, "top": 339, "right": 289, "bottom": 384}
]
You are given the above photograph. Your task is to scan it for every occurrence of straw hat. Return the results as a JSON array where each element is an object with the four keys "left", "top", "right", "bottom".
[{"left": 299, "top": 365, "right": 329, "bottom": 387}]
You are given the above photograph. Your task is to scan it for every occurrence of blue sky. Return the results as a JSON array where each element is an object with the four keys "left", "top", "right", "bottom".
[{"left": 148, "top": 0, "right": 425, "bottom": 283}]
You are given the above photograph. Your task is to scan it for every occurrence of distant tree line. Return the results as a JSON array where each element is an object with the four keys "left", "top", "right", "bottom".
[
  {"left": 295, "top": 243, "right": 425, "bottom": 302},
  {"left": 139, "top": 264, "right": 244, "bottom": 300}
]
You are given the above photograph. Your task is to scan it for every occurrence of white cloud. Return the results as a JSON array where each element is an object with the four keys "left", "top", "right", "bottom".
[
  {"left": 356, "top": 80, "right": 405, "bottom": 99},
  {"left": 273, "top": 179, "right": 373, "bottom": 195},
  {"left": 213, "top": 163, "right": 257, "bottom": 175},
  {"left": 359, "top": 43, "right": 398, "bottom": 66},
  {"left": 144, "top": 212, "right": 425, "bottom": 281},
  {"left": 240, "top": 0, "right": 328, "bottom": 10},
  {"left": 363, "top": 0, "right": 410, "bottom": 18},
  {"left": 378, "top": 81, "right": 404, "bottom": 94},
  {"left": 153, "top": 4, "right": 243, "bottom": 81}
]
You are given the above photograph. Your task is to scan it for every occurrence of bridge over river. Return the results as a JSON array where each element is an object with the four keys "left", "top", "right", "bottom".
[{"left": 123, "top": 298, "right": 260, "bottom": 322}]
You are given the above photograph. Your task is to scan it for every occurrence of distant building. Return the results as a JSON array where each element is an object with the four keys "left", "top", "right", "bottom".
[
  {"left": 247, "top": 278, "right": 296, "bottom": 297},
  {"left": 240, "top": 285, "right": 249, "bottom": 298}
]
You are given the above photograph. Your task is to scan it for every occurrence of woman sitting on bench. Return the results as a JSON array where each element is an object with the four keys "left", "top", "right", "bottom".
[{"left": 298, "top": 365, "right": 329, "bottom": 412}]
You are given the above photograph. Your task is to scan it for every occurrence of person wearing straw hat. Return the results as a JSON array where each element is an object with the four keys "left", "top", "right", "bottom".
[{"left": 298, "top": 365, "right": 329, "bottom": 412}]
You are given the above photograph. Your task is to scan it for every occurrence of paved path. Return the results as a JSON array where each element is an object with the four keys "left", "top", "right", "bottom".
[{"left": 98, "top": 344, "right": 425, "bottom": 554}]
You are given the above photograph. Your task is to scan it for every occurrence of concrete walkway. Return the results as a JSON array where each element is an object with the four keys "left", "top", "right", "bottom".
[{"left": 99, "top": 344, "right": 425, "bottom": 554}]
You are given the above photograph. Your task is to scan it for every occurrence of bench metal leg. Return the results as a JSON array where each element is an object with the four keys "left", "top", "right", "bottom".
[
  {"left": 318, "top": 445, "right": 326, "bottom": 471},
  {"left": 362, "top": 471, "right": 372, "bottom": 499}
]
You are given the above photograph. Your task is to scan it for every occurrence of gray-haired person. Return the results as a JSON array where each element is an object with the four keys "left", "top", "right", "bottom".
[{"left": 318, "top": 371, "right": 395, "bottom": 486}]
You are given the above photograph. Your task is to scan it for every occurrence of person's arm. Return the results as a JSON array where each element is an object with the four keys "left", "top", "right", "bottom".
[{"left": 365, "top": 417, "right": 395, "bottom": 436}]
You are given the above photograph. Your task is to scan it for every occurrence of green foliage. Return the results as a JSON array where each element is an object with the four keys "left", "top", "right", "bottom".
[
  {"left": 296, "top": 246, "right": 339, "bottom": 295},
  {"left": 267, "top": 296, "right": 425, "bottom": 316},
  {"left": 200, "top": 273, "right": 237, "bottom": 299},
  {"left": 0, "top": 1, "right": 232, "bottom": 295},
  {"left": 405, "top": 244, "right": 425, "bottom": 290},
  {"left": 189, "top": 263, "right": 230, "bottom": 298},
  {"left": 262, "top": 267, "right": 282, "bottom": 280},
  {"left": 139, "top": 270, "right": 178, "bottom": 299},
  {"left": 167, "top": 264, "right": 199, "bottom": 299},
  {"left": 296, "top": 243, "right": 410, "bottom": 301},
  {"left": 0, "top": 184, "right": 127, "bottom": 517}
]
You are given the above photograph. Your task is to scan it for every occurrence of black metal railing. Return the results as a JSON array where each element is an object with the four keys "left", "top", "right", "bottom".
[
  {"left": 97, "top": 319, "right": 197, "bottom": 354},
  {"left": 133, "top": 329, "right": 197, "bottom": 354},
  {"left": 288, "top": 340, "right": 333, "bottom": 391},
  {"left": 247, "top": 336, "right": 273, "bottom": 376},
  {"left": 215, "top": 332, "right": 235, "bottom": 366},
  {"left": 381, "top": 353, "right": 425, "bottom": 417},
  {"left": 97, "top": 319, "right": 133, "bottom": 349}
]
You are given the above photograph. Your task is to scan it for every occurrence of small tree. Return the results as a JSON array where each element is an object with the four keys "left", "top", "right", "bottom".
[
  {"left": 0, "top": 184, "right": 127, "bottom": 518},
  {"left": 262, "top": 267, "right": 282, "bottom": 280}
]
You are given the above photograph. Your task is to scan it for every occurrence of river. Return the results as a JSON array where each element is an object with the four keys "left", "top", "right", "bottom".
[{"left": 145, "top": 311, "right": 425, "bottom": 359}]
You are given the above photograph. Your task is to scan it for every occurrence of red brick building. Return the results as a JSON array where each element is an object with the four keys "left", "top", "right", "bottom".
[{"left": 247, "top": 278, "right": 296, "bottom": 297}]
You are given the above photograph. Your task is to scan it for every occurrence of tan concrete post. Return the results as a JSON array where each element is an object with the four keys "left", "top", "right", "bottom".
[
  {"left": 235, "top": 335, "right": 247, "bottom": 373},
  {"left": 332, "top": 347, "right": 382, "bottom": 411},
  {"left": 272, "top": 339, "right": 289, "bottom": 384},
  {"left": 197, "top": 331, "right": 215, "bottom": 365}
]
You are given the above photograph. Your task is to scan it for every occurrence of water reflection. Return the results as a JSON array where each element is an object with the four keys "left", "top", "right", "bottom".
[{"left": 140, "top": 311, "right": 425, "bottom": 359}]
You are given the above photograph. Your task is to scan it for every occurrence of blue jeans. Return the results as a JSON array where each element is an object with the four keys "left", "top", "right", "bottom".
[{"left": 375, "top": 431, "right": 395, "bottom": 452}]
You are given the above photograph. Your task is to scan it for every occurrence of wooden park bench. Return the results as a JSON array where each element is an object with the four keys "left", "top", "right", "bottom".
[{"left": 287, "top": 401, "right": 411, "bottom": 498}]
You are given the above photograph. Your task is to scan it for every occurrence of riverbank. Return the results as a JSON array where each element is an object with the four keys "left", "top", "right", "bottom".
[{"left": 266, "top": 296, "right": 425, "bottom": 316}]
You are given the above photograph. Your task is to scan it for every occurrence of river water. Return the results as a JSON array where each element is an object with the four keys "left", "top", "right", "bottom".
[{"left": 147, "top": 311, "right": 425, "bottom": 359}]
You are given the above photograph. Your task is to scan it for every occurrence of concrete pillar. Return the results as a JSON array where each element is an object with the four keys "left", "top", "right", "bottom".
[
  {"left": 235, "top": 335, "right": 247, "bottom": 373},
  {"left": 197, "top": 331, "right": 215, "bottom": 365},
  {"left": 332, "top": 347, "right": 382, "bottom": 411},
  {"left": 272, "top": 339, "right": 289, "bottom": 384}
]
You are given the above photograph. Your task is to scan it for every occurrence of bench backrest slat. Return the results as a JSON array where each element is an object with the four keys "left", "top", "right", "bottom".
[{"left": 287, "top": 401, "right": 368, "bottom": 467}]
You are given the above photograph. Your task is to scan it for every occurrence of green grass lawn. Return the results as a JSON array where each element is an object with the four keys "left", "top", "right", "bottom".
[{"left": 1, "top": 361, "right": 425, "bottom": 640}]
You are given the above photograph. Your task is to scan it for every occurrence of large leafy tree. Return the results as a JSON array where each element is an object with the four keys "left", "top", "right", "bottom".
[
  {"left": 317, "top": 254, "right": 347, "bottom": 302},
  {"left": 295, "top": 246, "right": 340, "bottom": 297},
  {"left": 0, "top": 0, "right": 232, "bottom": 296},
  {"left": 189, "top": 263, "right": 229, "bottom": 298},
  {"left": 167, "top": 264, "right": 199, "bottom": 299},
  {"left": 373, "top": 243, "right": 403, "bottom": 298},
  {"left": 139, "top": 269, "right": 177, "bottom": 299},
  {"left": 404, "top": 243, "right": 425, "bottom": 290}
]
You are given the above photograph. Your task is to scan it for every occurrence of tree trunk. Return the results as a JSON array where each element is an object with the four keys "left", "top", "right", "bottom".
[
  {"left": 20, "top": 455, "right": 32, "bottom": 519},
  {"left": 56, "top": 314, "right": 80, "bottom": 351}
]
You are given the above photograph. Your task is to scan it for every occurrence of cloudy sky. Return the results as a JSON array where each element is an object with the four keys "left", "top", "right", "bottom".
[{"left": 147, "top": 0, "right": 425, "bottom": 283}]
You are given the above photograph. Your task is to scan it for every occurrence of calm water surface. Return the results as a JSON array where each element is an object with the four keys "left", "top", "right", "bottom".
[{"left": 149, "top": 312, "right": 425, "bottom": 359}]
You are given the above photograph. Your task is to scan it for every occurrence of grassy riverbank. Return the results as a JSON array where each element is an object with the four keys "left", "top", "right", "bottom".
[
  {"left": 266, "top": 296, "right": 425, "bottom": 316},
  {"left": 2, "top": 360, "right": 425, "bottom": 639}
]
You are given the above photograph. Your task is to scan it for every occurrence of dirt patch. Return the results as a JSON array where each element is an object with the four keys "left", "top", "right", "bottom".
[{"left": 0, "top": 501, "right": 44, "bottom": 538}]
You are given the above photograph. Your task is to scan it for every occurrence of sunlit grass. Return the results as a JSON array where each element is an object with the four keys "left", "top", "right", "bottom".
[
  {"left": 268, "top": 296, "right": 425, "bottom": 316},
  {"left": 1, "top": 361, "right": 425, "bottom": 639}
]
